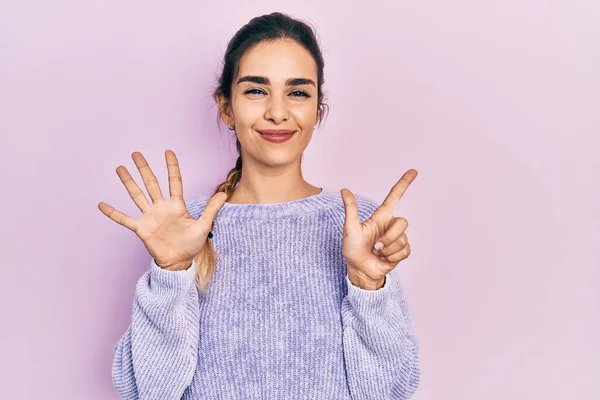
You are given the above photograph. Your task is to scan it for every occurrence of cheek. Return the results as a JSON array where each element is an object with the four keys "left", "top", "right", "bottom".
[
  {"left": 290, "top": 104, "right": 318, "bottom": 128},
  {"left": 232, "top": 99, "right": 263, "bottom": 123}
]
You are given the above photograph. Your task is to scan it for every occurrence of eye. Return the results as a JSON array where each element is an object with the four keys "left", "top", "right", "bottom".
[
  {"left": 290, "top": 90, "right": 310, "bottom": 98},
  {"left": 244, "top": 88, "right": 265, "bottom": 96}
]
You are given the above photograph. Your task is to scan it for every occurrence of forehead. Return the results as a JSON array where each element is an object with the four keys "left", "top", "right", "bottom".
[{"left": 237, "top": 39, "right": 317, "bottom": 83}]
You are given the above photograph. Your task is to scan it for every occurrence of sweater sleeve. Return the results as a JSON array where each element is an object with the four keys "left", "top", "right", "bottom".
[
  {"left": 340, "top": 195, "right": 421, "bottom": 399},
  {"left": 111, "top": 258, "right": 200, "bottom": 400},
  {"left": 341, "top": 271, "right": 420, "bottom": 399}
]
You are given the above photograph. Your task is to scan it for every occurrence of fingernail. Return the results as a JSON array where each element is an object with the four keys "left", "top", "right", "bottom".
[
  {"left": 373, "top": 249, "right": 380, "bottom": 256},
  {"left": 374, "top": 242, "right": 384, "bottom": 250}
]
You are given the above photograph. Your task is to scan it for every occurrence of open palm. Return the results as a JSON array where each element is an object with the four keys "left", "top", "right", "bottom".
[{"left": 97, "top": 150, "right": 227, "bottom": 271}]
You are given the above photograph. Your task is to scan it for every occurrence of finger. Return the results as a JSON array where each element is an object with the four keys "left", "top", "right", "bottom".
[
  {"left": 116, "top": 165, "right": 151, "bottom": 213},
  {"left": 97, "top": 201, "right": 138, "bottom": 232},
  {"left": 165, "top": 150, "right": 184, "bottom": 200},
  {"left": 340, "top": 189, "right": 361, "bottom": 234},
  {"left": 132, "top": 152, "right": 164, "bottom": 204},
  {"left": 197, "top": 191, "right": 229, "bottom": 230},
  {"left": 379, "top": 242, "right": 411, "bottom": 264},
  {"left": 376, "top": 169, "right": 418, "bottom": 217},
  {"left": 375, "top": 231, "right": 408, "bottom": 257},
  {"left": 373, "top": 217, "right": 408, "bottom": 251}
]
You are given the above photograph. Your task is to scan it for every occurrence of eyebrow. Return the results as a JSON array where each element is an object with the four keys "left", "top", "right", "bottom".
[{"left": 237, "top": 75, "right": 316, "bottom": 87}]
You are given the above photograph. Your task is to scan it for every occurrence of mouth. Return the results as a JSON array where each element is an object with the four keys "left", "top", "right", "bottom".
[
  {"left": 257, "top": 129, "right": 296, "bottom": 136},
  {"left": 257, "top": 129, "right": 296, "bottom": 143}
]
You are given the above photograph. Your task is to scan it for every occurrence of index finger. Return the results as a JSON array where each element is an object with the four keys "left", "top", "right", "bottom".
[{"left": 377, "top": 169, "right": 418, "bottom": 216}]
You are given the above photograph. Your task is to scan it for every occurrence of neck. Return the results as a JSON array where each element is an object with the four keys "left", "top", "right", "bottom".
[{"left": 225, "top": 161, "right": 321, "bottom": 205}]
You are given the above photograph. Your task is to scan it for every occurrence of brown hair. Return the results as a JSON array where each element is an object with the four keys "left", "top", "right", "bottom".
[{"left": 192, "top": 12, "right": 329, "bottom": 293}]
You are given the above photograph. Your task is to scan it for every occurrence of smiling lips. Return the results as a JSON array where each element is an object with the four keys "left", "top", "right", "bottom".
[
  {"left": 258, "top": 129, "right": 295, "bottom": 135},
  {"left": 258, "top": 129, "right": 295, "bottom": 143}
]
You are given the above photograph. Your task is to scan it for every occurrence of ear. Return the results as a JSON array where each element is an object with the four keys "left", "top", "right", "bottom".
[
  {"left": 316, "top": 98, "right": 325, "bottom": 124},
  {"left": 315, "top": 106, "right": 321, "bottom": 126},
  {"left": 216, "top": 91, "right": 234, "bottom": 127}
]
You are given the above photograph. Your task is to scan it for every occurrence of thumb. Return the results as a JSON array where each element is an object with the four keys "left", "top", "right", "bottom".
[
  {"left": 341, "top": 188, "right": 360, "bottom": 234},
  {"left": 198, "top": 191, "right": 228, "bottom": 229}
]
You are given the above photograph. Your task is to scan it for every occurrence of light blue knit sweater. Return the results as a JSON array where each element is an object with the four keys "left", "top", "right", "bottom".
[{"left": 112, "top": 189, "right": 420, "bottom": 399}]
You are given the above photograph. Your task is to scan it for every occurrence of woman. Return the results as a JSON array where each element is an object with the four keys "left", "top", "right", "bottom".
[{"left": 99, "top": 12, "right": 420, "bottom": 400}]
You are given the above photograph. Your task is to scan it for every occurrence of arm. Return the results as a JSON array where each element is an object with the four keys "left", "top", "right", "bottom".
[
  {"left": 341, "top": 271, "right": 420, "bottom": 399},
  {"left": 112, "top": 259, "right": 200, "bottom": 399},
  {"left": 340, "top": 194, "right": 420, "bottom": 399}
]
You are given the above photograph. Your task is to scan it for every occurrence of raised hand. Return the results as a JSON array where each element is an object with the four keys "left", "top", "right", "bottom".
[
  {"left": 98, "top": 150, "right": 228, "bottom": 271},
  {"left": 341, "top": 169, "right": 418, "bottom": 290}
]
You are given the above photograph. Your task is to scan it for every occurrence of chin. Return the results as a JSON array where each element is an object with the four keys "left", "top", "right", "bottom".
[{"left": 262, "top": 153, "right": 302, "bottom": 166}]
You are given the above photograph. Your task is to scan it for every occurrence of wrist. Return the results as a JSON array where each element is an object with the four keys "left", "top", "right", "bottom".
[
  {"left": 157, "top": 259, "right": 193, "bottom": 271},
  {"left": 347, "top": 267, "right": 385, "bottom": 290}
]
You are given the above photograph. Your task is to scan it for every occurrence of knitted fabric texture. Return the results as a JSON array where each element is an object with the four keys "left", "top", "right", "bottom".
[{"left": 112, "top": 189, "right": 420, "bottom": 399}]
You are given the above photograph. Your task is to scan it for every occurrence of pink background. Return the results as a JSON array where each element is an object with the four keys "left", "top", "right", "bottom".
[{"left": 1, "top": 1, "right": 598, "bottom": 399}]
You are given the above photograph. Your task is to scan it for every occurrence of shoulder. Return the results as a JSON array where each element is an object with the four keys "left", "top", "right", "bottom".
[{"left": 325, "top": 189, "right": 379, "bottom": 223}]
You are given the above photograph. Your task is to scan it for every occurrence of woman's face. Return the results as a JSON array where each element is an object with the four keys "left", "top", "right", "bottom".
[{"left": 219, "top": 39, "right": 320, "bottom": 168}]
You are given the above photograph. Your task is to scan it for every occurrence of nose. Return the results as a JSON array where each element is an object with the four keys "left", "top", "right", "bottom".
[{"left": 264, "top": 94, "right": 290, "bottom": 124}]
